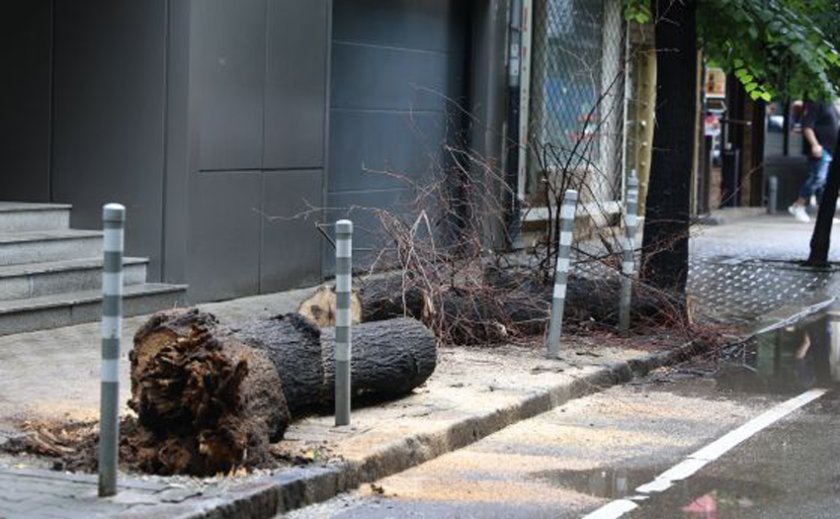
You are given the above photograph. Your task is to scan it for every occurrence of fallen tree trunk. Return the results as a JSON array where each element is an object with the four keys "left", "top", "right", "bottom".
[
  {"left": 356, "top": 276, "right": 428, "bottom": 322},
  {"left": 232, "top": 315, "right": 437, "bottom": 412},
  {"left": 564, "top": 275, "right": 686, "bottom": 325},
  {"left": 128, "top": 309, "right": 437, "bottom": 476},
  {"left": 231, "top": 314, "right": 324, "bottom": 413},
  {"left": 352, "top": 271, "right": 683, "bottom": 345},
  {"left": 320, "top": 318, "right": 437, "bottom": 397}
]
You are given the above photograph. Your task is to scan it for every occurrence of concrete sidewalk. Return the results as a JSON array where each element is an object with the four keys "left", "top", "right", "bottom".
[
  {"left": 0, "top": 281, "right": 709, "bottom": 518},
  {"left": 0, "top": 341, "right": 706, "bottom": 518},
  {"left": 1, "top": 212, "right": 838, "bottom": 518},
  {"left": 0, "top": 286, "right": 314, "bottom": 425}
]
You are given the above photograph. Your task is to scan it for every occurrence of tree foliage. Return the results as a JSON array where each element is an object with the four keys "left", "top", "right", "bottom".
[{"left": 624, "top": 0, "right": 840, "bottom": 100}]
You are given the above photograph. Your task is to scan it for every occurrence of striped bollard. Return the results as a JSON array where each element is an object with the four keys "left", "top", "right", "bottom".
[
  {"left": 334, "top": 220, "right": 353, "bottom": 426},
  {"left": 99, "top": 203, "right": 125, "bottom": 497},
  {"left": 767, "top": 175, "right": 778, "bottom": 214},
  {"left": 546, "top": 190, "right": 577, "bottom": 358},
  {"left": 619, "top": 174, "right": 639, "bottom": 335}
]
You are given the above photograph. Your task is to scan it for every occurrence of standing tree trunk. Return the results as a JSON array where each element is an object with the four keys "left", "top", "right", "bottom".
[
  {"left": 641, "top": 0, "right": 697, "bottom": 297},
  {"left": 807, "top": 132, "right": 840, "bottom": 266}
]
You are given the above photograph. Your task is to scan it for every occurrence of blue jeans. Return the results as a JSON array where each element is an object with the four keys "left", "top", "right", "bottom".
[{"left": 799, "top": 149, "right": 833, "bottom": 201}]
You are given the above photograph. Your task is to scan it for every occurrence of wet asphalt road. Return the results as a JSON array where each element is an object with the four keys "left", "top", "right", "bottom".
[
  {"left": 628, "top": 391, "right": 840, "bottom": 518},
  {"left": 287, "top": 312, "right": 840, "bottom": 518}
]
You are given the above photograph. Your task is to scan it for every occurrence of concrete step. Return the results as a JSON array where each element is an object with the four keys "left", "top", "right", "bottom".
[
  {"left": 0, "top": 257, "right": 148, "bottom": 301},
  {"left": 0, "top": 283, "right": 188, "bottom": 336},
  {"left": 0, "top": 202, "right": 72, "bottom": 233},
  {"left": 0, "top": 229, "right": 102, "bottom": 266}
]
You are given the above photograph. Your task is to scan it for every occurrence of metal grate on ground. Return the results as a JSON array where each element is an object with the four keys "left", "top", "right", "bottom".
[
  {"left": 688, "top": 258, "right": 838, "bottom": 324},
  {"left": 568, "top": 252, "right": 838, "bottom": 325}
]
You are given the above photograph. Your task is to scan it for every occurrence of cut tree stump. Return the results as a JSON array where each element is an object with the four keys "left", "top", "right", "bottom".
[{"left": 128, "top": 308, "right": 437, "bottom": 476}]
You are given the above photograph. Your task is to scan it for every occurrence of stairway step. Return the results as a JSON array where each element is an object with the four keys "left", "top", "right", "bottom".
[
  {"left": 0, "top": 283, "right": 187, "bottom": 336},
  {"left": 0, "top": 229, "right": 102, "bottom": 266},
  {"left": 0, "top": 202, "right": 72, "bottom": 232},
  {"left": 0, "top": 257, "right": 148, "bottom": 301}
]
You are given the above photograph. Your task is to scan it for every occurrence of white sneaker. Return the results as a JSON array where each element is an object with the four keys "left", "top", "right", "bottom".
[{"left": 789, "top": 204, "right": 811, "bottom": 223}]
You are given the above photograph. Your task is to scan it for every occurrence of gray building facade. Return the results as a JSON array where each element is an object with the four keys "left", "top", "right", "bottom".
[{"left": 1, "top": 0, "right": 509, "bottom": 302}]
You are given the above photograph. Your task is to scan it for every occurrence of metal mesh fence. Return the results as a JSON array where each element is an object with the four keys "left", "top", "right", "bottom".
[{"left": 526, "top": 0, "right": 627, "bottom": 206}]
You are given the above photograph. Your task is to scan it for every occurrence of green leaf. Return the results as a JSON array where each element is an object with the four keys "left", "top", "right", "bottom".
[{"left": 698, "top": 0, "right": 840, "bottom": 99}]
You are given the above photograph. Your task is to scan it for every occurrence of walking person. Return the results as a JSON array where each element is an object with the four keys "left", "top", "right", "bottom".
[{"left": 789, "top": 99, "right": 840, "bottom": 223}]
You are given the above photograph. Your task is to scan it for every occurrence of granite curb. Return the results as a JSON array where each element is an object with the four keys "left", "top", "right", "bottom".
[{"left": 174, "top": 339, "right": 709, "bottom": 518}]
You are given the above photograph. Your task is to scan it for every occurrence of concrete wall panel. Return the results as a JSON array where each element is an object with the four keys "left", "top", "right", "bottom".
[
  {"left": 260, "top": 170, "right": 323, "bottom": 292},
  {"left": 332, "top": 0, "right": 463, "bottom": 53},
  {"left": 187, "top": 0, "right": 330, "bottom": 300},
  {"left": 161, "top": 0, "right": 193, "bottom": 285},
  {"left": 194, "top": 0, "right": 266, "bottom": 171},
  {"left": 330, "top": 43, "right": 453, "bottom": 112},
  {"left": 263, "top": 0, "right": 329, "bottom": 169},
  {"left": 188, "top": 171, "right": 262, "bottom": 302},
  {"left": 328, "top": 111, "right": 448, "bottom": 192},
  {"left": 52, "top": 0, "right": 167, "bottom": 278},
  {"left": 327, "top": 0, "right": 469, "bottom": 275},
  {"left": 324, "top": 188, "right": 412, "bottom": 274},
  {"left": 0, "top": 1, "right": 52, "bottom": 202}
]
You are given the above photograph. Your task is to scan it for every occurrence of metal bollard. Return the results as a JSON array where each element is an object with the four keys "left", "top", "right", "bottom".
[
  {"left": 767, "top": 175, "right": 778, "bottom": 214},
  {"left": 546, "top": 190, "right": 577, "bottom": 358},
  {"left": 619, "top": 174, "right": 639, "bottom": 335},
  {"left": 334, "top": 220, "right": 353, "bottom": 426},
  {"left": 99, "top": 203, "right": 124, "bottom": 497}
]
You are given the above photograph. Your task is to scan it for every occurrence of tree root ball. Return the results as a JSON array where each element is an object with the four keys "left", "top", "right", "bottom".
[
  {"left": 127, "top": 308, "right": 437, "bottom": 476},
  {"left": 128, "top": 309, "right": 290, "bottom": 475}
]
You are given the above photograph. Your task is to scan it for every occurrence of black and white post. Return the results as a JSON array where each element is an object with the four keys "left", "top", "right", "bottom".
[
  {"left": 619, "top": 174, "right": 639, "bottom": 335},
  {"left": 99, "top": 203, "right": 124, "bottom": 497},
  {"left": 334, "top": 219, "right": 353, "bottom": 426},
  {"left": 546, "top": 189, "right": 577, "bottom": 358}
]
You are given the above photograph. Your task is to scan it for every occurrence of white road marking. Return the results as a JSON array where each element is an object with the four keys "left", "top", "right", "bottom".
[
  {"left": 583, "top": 388, "right": 828, "bottom": 519},
  {"left": 583, "top": 499, "right": 638, "bottom": 519}
]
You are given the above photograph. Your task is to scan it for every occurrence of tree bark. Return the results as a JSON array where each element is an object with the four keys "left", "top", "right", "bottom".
[
  {"left": 356, "top": 276, "right": 428, "bottom": 322},
  {"left": 353, "top": 269, "right": 684, "bottom": 345},
  {"left": 129, "top": 309, "right": 437, "bottom": 476},
  {"left": 231, "top": 313, "right": 324, "bottom": 413},
  {"left": 233, "top": 314, "right": 437, "bottom": 410},
  {"left": 640, "top": 0, "right": 697, "bottom": 297},
  {"left": 320, "top": 318, "right": 438, "bottom": 397},
  {"left": 807, "top": 132, "right": 840, "bottom": 266},
  {"left": 128, "top": 309, "right": 290, "bottom": 476}
]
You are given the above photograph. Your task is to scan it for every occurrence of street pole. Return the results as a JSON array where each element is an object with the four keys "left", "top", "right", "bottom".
[
  {"left": 99, "top": 203, "right": 124, "bottom": 497},
  {"left": 334, "top": 220, "right": 353, "bottom": 426},
  {"left": 767, "top": 175, "right": 778, "bottom": 214},
  {"left": 620, "top": 173, "right": 639, "bottom": 335},
  {"left": 546, "top": 190, "right": 576, "bottom": 358}
]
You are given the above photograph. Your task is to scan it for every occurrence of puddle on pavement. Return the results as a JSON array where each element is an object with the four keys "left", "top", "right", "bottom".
[
  {"left": 526, "top": 309, "right": 839, "bottom": 514},
  {"left": 533, "top": 466, "right": 779, "bottom": 505},
  {"left": 716, "top": 306, "right": 840, "bottom": 395},
  {"left": 532, "top": 466, "right": 661, "bottom": 498}
]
